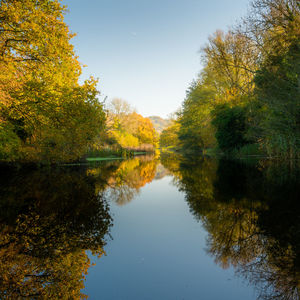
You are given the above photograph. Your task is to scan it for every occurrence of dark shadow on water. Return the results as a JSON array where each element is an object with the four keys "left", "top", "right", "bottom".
[
  {"left": 161, "top": 152, "right": 300, "bottom": 300},
  {"left": 0, "top": 155, "right": 159, "bottom": 298},
  {"left": 0, "top": 164, "right": 113, "bottom": 299}
]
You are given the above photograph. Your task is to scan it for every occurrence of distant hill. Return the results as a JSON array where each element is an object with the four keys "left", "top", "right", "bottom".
[{"left": 148, "top": 116, "right": 171, "bottom": 134}]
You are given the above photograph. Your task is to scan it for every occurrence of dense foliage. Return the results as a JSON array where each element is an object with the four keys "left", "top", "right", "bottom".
[
  {"left": 161, "top": 0, "right": 300, "bottom": 159},
  {"left": 212, "top": 104, "right": 249, "bottom": 152},
  {"left": 0, "top": 0, "right": 106, "bottom": 163},
  {"left": 104, "top": 98, "right": 158, "bottom": 152},
  {"left": 159, "top": 120, "right": 180, "bottom": 148}
]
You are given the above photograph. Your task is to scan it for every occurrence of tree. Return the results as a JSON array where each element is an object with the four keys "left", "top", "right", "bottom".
[
  {"left": 203, "top": 30, "right": 257, "bottom": 101},
  {"left": 172, "top": 0, "right": 300, "bottom": 158},
  {"left": 178, "top": 80, "right": 216, "bottom": 152},
  {"left": 255, "top": 40, "right": 300, "bottom": 158},
  {"left": 106, "top": 99, "right": 157, "bottom": 150},
  {"left": 212, "top": 104, "right": 248, "bottom": 152},
  {"left": 0, "top": 0, "right": 106, "bottom": 163},
  {"left": 160, "top": 121, "right": 180, "bottom": 148},
  {"left": 249, "top": 0, "right": 300, "bottom": 158}
]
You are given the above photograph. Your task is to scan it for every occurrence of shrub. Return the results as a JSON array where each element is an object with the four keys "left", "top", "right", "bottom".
[{"left": 212, "top": 104, "right": 248, "bottom": 153}]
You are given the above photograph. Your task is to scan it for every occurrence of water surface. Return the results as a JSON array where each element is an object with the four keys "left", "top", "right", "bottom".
[{"left": 0, "top": 154, "right": 299, "bottom": 299}]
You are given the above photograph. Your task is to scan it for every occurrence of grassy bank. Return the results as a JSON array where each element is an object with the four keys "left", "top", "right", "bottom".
[
  {"left": 85, "top": 147, "right": 155, "bottom": 162},
  {"left": 162, "top": 143, "right": 269, "bottom": 160}
]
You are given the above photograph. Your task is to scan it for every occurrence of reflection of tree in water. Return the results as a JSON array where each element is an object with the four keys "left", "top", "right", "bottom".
[
  {"left": 103, "top": 156, "right": 158, "bottom": 205},
  {"left": 161, "top": 153, "right": 300, "bottom": 300},
  {"left": 154, "top": 163, "right": 171, "bottom": 180},
  {"left": 160, "top": 151, "right": 185, "bottom": 188},
  {"left": 0, "top": 165, "right": 112, "bottom": 299}
]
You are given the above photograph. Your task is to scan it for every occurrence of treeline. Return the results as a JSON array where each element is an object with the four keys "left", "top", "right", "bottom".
[
  {"left": 103, "top": 98, "right": 157, "bottom": 153},
  {"left": 161, "top": 0, "right": 300, "bottom": 159},
  {"left": 0, "top": 0, "right": 107, "bottom": 163},
  {"left": 0, "top": 0, "right": 157, "bottom": 164}
]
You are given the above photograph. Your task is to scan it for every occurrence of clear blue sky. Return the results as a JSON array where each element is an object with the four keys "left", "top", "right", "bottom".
[{"left": 63, "top": 0, "right": 250, "bottom": 118}]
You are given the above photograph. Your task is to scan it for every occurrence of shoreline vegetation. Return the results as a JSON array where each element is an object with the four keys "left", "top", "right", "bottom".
[
  {"left": 1, "top": 0, "right": 299, "bottom": 166},
  {"left": 160, "top": 0, "right": 300, "bottom": 161},
  {"left": 0, "top": 1, "right": 157, "bottom": 166}
]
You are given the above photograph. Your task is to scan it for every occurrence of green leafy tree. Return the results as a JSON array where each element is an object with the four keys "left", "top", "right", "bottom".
[
  {"left": 178, "top": 80, "right": 216, "bottom": 152},
  {"left": 160, "top": 121, "right": 180, "bottom": 148},
  {"left": 254, "top": 38, "right": 300, "bottom": 158},
  {"left": 212, "top": 104, "right": 248, "bottom": 152}
]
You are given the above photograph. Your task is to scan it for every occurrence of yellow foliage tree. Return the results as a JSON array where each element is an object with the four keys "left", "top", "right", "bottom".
[
  {"left": 0, "top": 0, "right": 106, "bottom": 162},
  {"left": 106, "top": 99, "right": 157, "bottom": 150}
]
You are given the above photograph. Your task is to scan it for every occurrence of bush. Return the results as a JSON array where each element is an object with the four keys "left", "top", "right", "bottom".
[{"left": 212, "top": 104, "right": 248, "bottom": 153}]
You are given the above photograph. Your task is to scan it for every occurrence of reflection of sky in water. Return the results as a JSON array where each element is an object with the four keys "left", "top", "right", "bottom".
[
  {"left": 85, "top": 175, "right": 255, "bottom": 300},
  {"left": 1, "top": 157, "right": 298, "bottom": 298}
]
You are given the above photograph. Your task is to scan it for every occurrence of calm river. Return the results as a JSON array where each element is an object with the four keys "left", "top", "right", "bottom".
[{"left": 0, "top": 153, "right": 299, "bottom": 299}]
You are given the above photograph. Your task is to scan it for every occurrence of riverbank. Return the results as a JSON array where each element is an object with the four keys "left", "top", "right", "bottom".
[{"left": 160, "top": 144, "right": 300, "bottom": 163}]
